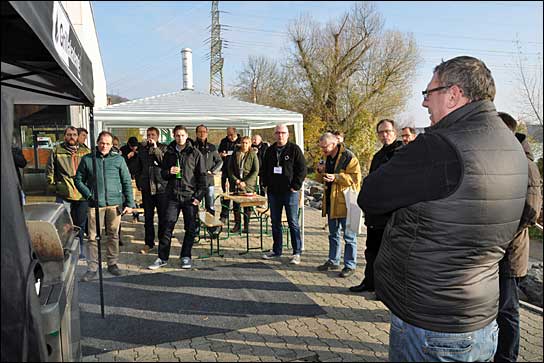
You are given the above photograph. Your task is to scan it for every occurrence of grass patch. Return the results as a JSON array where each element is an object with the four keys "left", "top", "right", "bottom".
[{"left": 529, "top": 225, "right": 543, "bottom": 240}]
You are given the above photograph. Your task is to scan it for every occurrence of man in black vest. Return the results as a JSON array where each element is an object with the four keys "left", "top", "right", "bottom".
[{"left": 358, "top": 56, "right": 527, "bottom": 362}]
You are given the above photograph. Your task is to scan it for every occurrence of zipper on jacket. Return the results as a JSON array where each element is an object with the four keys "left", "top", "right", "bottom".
[{"left": 102, "top": 156, "right": 109, "bottom": 205}]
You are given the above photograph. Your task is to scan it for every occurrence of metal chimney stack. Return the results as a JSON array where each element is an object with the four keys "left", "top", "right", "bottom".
[{"left": 181, "top": 48, "right": 194, "bottom": 90}]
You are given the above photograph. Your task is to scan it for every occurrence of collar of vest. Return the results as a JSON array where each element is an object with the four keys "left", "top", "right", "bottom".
[{"left": 425, "top": 100, "right": 495, "bottom": 132}]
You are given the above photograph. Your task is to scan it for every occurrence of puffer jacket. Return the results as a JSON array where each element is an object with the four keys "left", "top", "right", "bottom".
[
  {"left": 500, "top": 134, "right": 543, "bottom": 277},
  {"left": 194, "top": 139, "right": 223, "bottom": 187},
  {"left": 74, "top": 149, "right": 135, "bottom": 208},
  {"left": 46, "top": 142, "right": 90, "bottom": 201},
  {"left": 161, "top": 140, "right": 206, "bottom": 203},
  {"left": 374, "top": 100, "right": 528, "bottom": 333},
  {"left": 227, "top": 147, "right": 259, "bottom": 193},
  {"left": 316, "top": 144, "right": 362, "bottom": 219}
]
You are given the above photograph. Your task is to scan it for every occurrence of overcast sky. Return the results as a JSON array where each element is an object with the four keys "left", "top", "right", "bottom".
[{"left": 92, "top": 1, "right": 543, "bottom": 127}]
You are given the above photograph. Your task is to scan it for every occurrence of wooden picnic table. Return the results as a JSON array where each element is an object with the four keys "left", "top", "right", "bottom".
[{"left": 220, "top": 193, "right": 267, "bottom": 254}]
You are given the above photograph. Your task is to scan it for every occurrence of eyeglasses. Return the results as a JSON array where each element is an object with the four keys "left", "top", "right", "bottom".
[
  {"left": 377, "top": 129, "right": 395, "bottom": 135},
  {"left": 422, "top": 85, "right": 452, "bottom": 100}
]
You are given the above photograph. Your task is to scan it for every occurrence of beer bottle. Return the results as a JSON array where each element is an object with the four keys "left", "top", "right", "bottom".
[{"left": 176, "top": 158, "right": 182, "bottom": 179}]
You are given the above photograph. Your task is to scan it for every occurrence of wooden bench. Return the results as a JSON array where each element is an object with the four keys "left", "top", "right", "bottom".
[{"left": 198, "top": 211, "right": 224, "bottom": 258}]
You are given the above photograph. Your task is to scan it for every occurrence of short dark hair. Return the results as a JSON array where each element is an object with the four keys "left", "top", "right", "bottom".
[
  {"left": 173, "top": 125, "right": 188, "bottom": 134},
  {"left": 97, "top": 131, "right": 113, "bottom": 142},
  {"left": 147, "top": 127, "right": 159, "bottom": 136},
  {"left": 376, "top": 119, "right": 395, "bottom": 133},
  {"left": 196, "top": 124, "right": 208, "bottom": 133},
  {"left": 402, "top": 126, "right": 416, "bottom": 134},
  {"left": 77, "top": 127, "right": 88, "bottom": 135},
  {"left": 498, "top": 112, "right": 517, "bottom": 133},
  {"left": 434, "top": 56, "right": 496, "bottom": 102},
  {"left": 64, "top": 126, "right": 78, "bottom": 135},
  {"left": 127, "top": 136, "right": 139, "bottom": 147}
]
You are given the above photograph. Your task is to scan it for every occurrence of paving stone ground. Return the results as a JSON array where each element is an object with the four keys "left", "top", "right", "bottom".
[{"left": 79, "top": 204, "right": 543, "bottom": 362}]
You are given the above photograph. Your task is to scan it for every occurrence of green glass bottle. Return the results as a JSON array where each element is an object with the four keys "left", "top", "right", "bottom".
[{"left": 176, "top": 158, "right": 182, "bottom": 179}]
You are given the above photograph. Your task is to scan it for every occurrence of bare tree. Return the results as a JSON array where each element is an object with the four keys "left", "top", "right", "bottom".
[
  {"left": 230, "top": 56, "right": 295, "bottom": 110},
  {"left": 516, "top": 40, "right": 543, "bottom": 126}
]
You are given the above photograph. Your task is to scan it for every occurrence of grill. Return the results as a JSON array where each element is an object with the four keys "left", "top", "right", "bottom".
[{"left": 24, "top": 203, "right": 82, "bottom": 362}]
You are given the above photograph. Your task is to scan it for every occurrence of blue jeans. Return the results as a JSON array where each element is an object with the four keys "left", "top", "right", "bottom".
[
  {"left": 389, "top": 313, "right": 498, "bottom": 362},
  {"left": 204, "top": 185, "right": 216, "bottom": 215},
  {"left": 328, "top": 217, "right": 357, "bottom": 269},
  {"left": 268, "top": 191, "right": 302, "bottom": 256},
  {"left": 494, "top": 276, "right": 520, "bottom": 362}
]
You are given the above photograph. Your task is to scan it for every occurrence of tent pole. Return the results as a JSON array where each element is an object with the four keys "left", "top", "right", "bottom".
[{"left": 89, "top": 107, "right": 105, "bottom": 318}]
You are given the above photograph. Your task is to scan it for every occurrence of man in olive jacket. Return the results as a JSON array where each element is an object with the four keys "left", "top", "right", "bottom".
[
  {"left": 75, "top": 131, "right": 135, "bottom": 281},
  {"left": 47, "top": 126, "right": 91, "bottom": 258},
  {"left": 227, "top": 136, "right": 259, "bottom": 233},
  {"left": 358, "top": 56, "right": 527, "bottom": 362},
  {"left": 495, "top": 112, "right": 543, "bottom": 362},
  {"left": 316, "top": 132, "right": 361, "bottom": 278}
]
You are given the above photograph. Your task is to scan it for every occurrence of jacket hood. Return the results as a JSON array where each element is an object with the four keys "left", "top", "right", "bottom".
[
  {"left": 167, "top": 139, "right": 194, "bottom": 153},
  {"left": 516, "top": 133, "right": 535, "bottom": 161}
]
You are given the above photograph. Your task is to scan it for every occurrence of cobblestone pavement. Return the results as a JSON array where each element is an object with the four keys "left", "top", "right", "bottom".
[{"left": 79, "top": 206, "right": 543, "bottom": 362}]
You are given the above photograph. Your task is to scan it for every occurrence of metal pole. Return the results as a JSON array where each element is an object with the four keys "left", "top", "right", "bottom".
[{"left": 89, "top": 107, "right": 105, "bottom": 318}]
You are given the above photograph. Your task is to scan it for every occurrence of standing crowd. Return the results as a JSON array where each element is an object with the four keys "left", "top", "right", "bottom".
[{"left": 36, "top": 55, "right": 542, "bottom": 362}]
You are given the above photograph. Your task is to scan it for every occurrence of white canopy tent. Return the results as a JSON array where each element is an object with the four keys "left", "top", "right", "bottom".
[
  {"left": 94, "top": 90, "right": 306, "bottom": 247},
  {"left": 94, "top": 90, "right": 304, "bottom": 150}
]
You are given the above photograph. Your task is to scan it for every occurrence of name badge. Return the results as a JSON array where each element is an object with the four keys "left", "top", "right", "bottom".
[
  {"left": 273, "top": 166, "right": 283, "bottom": 174},
  {"left": 227, "top": 150, "right": 233, "bottom": 156}
]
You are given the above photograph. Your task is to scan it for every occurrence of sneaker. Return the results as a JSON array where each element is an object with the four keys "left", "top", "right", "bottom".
[
  {"left": 181, "top": 257, "right": 192, "bottom": 269},
  {"left": 140, "top": 245, "right": 154, "bottom": 255},
  {"left": 339, "top": 267, "right": 355, "bottom": 278},
  {"left": 80, "top": 270, "right": 97, "bottom": 282},
  {"left": 289, "top": 254, "right": 301, "bottom": 265},
  {"left": 148, "top": 258, "right": 167, "bottom": 270},
  {"left": 107, "top": 264, "right": 123, "bottom": 276},
  {"left": 317, "top": 260, "right": 340, "bottom": 271},
  {"left": 262, "top": 252, "right": 281, "bottom": 260}
]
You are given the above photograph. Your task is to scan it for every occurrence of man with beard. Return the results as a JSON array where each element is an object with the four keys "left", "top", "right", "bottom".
[{"left": 47, "top": 126, "right": 91, "bottom": 259}]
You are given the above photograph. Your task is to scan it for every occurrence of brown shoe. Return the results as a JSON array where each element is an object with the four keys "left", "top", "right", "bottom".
[
  {"left": 140, "top": 245, "right": 154, "bottom": 255},
  {"left": 230, "top": 224, "right": 241, "bottom": 233}
]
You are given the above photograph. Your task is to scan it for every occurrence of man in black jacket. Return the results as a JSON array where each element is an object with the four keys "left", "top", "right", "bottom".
[
  {"left": 134, "top": 127, "right": 168, "bottom": 255},
  {"left": 252, "top": 133, "right": 269, "bottom": 196},
  {"left": 261, "top": 124, "right": 307, "bottom": 265},
  {"left": 195, "top": 125, "right": 222, "bottom": 215},
  {"left": 349, "top": 119, "right": 402, "bottom": 293},
  {"left": 358, "top": 56, "right": 527, "bottom": 362},
  {"left": 148, "top": 125, "right": 206, "bottom": 270},
  {"left": 218, "top": 127, "right": 240, "bottom": 223}
]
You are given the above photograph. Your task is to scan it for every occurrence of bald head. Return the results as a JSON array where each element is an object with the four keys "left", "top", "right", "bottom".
[{"left": 274, "top": 124, "right": 289, "bottom": 146}]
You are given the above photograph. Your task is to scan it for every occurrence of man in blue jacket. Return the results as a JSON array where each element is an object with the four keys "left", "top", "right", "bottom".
[{"left": 75, "top": 131, "right": 135, "bottom": 281}]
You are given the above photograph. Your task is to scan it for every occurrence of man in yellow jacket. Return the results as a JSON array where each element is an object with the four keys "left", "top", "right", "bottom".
[{"left": 316, "top": 132, "right": 362, "bottom": 278}]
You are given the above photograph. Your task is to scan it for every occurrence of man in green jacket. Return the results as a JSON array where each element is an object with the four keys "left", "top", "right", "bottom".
[
  {"left": 46, "top": 126, "right": 91, "bottom": 259},
  {"left": 75, "top": 131, "right": 135, "bottom": 281}
]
